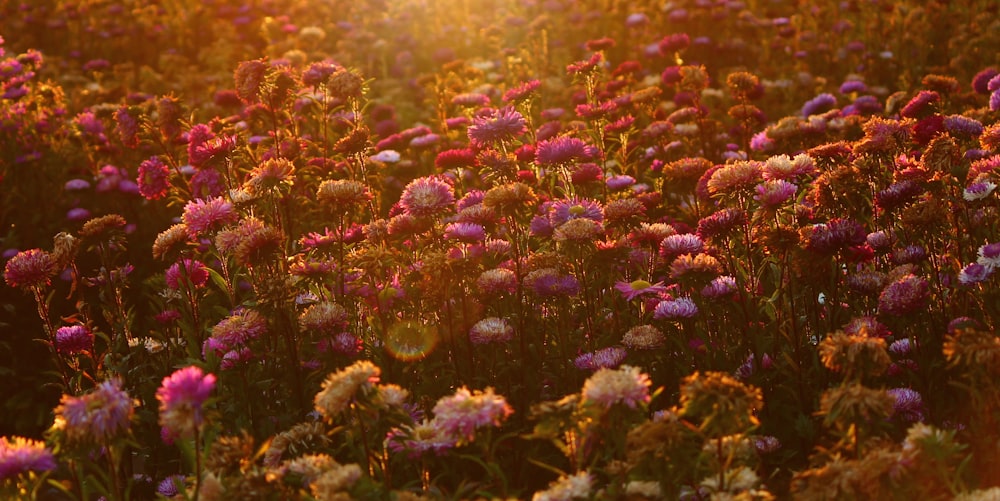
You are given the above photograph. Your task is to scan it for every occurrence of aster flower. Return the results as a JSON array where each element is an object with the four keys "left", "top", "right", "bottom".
[
  {"left": 432, "top": 386, "right": 513, "bottom": 443},
  {"left": 4, "top": 248, "right": 57, "bottom": 290},
  {"left": 204, "top": 309, "right": 267, "bottom": 357},
  {"left": 959, "top": 263, "right": 992, "bottom": 285},
  {"left": 55, "top": 325, "right": 94, "bottom": 355},
  {"left": 963, "top": 181, "right": 997, "bottom": 201},
  {"left": 53, "top": 379, "right": 134, "bottom": 444},
  {"left": 535, "top": 137, "right": 599, "bottom": 165},
  {"left": 435, "top": 148, "right": 477, "bottom": 170},
  {"left": 468, "top": 106, "right": 527, "bottom": 148},
  {"left": 0, "top": 436, "right": 57, "bottom": 481},
  {"left": 888, "top": 388, "right": 925, "bottom": 423},
  {"left": 581, "top": 365, "right": 651, "bottom": 409},
  {"left": 444, "top": 222, "right": 486, "bottom": 243},
  {"left": 801, "top": 93, "right": 837, "bottom": 117},
  {"left": 398, "top": 176, "right": 455, "bottom": 217},
  {"left": 574, "top": 346, "right": 628, "bottom": 370},
  {"left": 469, "top": 317, "right": 514, "bottom": 345},
  {"left": 299, "top": 302, "right": 349, "bottom": 335},
  {"left": 165, "top": 259, "right": 209, "bottom": 290},
  {"left": 614, "top": 279, "right": 667, "bottom": 301},
  {"left": 548, "top": 196, "right": 604, "bottom": 228},
  {"left": 526, "top": 268, "right": 580, "bottom": 298},
  {"left": 762, "top": 153, "right": 817, "bottom": 181},
  {"left": 977, "top": 242, "right": 1000, "bottom": 270},
  {"left": 157, "top": 366, "right": 216, "bottom": 440},
  {"left": 314, "top": 360, "right": 380, "bottom": 419},
  {"left": 502, "top": 79, "right": 541, "bottom": 103},
  {"left": 754, "top": 180, "right": 797, "bottom": 209},
  {"left": 137, "top": 156, "right": 170, "bottom": 200},
  {"left": 701, "top": 275, "right": 738, "bottom": 298},
  {"left": 660, "top": 233, "right": 704, "bottom": 260},
  {"left": 622, "top": 324, "right": 665, "bottom": 350},
  {"left": 533, "top": 471, "right": 593, "bottom": 501},
  {"left": 386, "top": 419, "right": 458, "bottom": 459},
  {"left": 805, "top": 218, "right": 867, "bottom": 255},
  {"left": 182, "top": 197, "right": 237, "bottom": 238},
  {"left": 654, "top": 297, "right": 699, "bottom": 319},
  {"left": 878, "top": 274, "right": 929, "bottom": 316},
  {"left": 707, "top": 160, "right": 763, "bottom": 196}
]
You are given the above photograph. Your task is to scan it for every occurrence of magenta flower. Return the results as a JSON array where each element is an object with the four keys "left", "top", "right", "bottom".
[
  {"left": 55, "top": 325, "right": 94, "bottom": 355},
  {"left": 502, "top": 79, "right": 541, "bottom": 103},
  {"left": 878, "top": 274, "right": 929, "bottom": 316},
  {"left": 444, "top": 222, "right": 486, "bottom": 243},
  {"left": 0, "top": 436, "right": 57, "bottom": 480},
  {"left": 888, "top": 388, "right": 925, "bottom": 423},
  {"left": 137, "top": 156, "right": 170, "bottom": 200},
  {"left": 3, "top": 248, "right": 57, "bottom": 289},
  {"left": 535, "top": 136, "right": 599, "bottom": 165},
  {"left": 614, "top": 279, "right": 667, "bottom": 301},
  {"left": 468, "top": 106, "right": 526, "bottom": 148},
  {"left": 165, "top": 259, "right": 209, "bottom": 290},
  {"left": 157, "top": 366, "right": 216, "bottom": 439},
  {"left": 182, "top": 197, "right": 237, "bottom": 237}
]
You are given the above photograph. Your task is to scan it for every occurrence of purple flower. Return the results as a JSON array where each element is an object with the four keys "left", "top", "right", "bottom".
[
  {"left": 978, "top": 242, "right": 1000, "bottom": 269},
  {"left": 943, "top": 115, "right": 983, "bottom": 138},
  {"left": 659, "top": 233, "right": 703, "bottom": 260},
  {"left": 972, "top": 68, "right": 999, "bottom": 94},
  {"left": 654, "top": 297, "right": 699, "bottom": 319},
  {"left": 535, "top": 136, "right": 599, "bottom": 165},
  {"left": 0, "top": 436, "right": 57, "bottom": 480},
  {"left": 888, "top": 388, "right": 925, "bottom": 422},
  {"left": 801, "top": 93, "right": 836, "bottom": 117},
  {"left": 605, "top": 174, "right": 635, "bottom": 191},
  {"left": 701, "top": 275, "right": 737, "bottom": 298},
  {"left": 156, "top": 475, "right": 186, "bottom": 498},
  {"left": 468, "top": 107, "right": 526, "bottom": 148},
  {"left": 575, "top": 346, "right": 628, "bottom": 371},
  {"left": 157, "top": 366, "right": 216, "bottom": 439},
  {"left": 805, "top": 218, "right": 867, "bottom": 254},
  {"left": 548, "top": 196, "right": 604, "bottom": 227},
  {"left": 958, "top": 263, "right": 992, "bottom": 285},
  {"left": 55, "top": 325, "right": 94, "bottom": 355},
  {"left": 878, "top": 275, "right": 929, "bottom": 316},
  {"left": 615, "top": 279, "right": 667, "bottom": 301}
]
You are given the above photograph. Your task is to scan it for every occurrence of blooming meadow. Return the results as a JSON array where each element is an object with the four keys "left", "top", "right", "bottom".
[{"left": 2, "top": 0, "right": 1000, "bottom": 499}]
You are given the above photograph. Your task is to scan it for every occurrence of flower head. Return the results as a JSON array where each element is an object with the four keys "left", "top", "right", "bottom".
[
  {"left": 54, "top": 379, "right": 134, "bottom": 443},
  {"left": 469, "top": 317, "right": 514, "bottom": 345},
  {"left": 0, "top": 436, "right": 57, "bottom": 480},
  {"left": 4, "top": 249, "right": 57, "bottom": 289},
  {"left": 165, "top": 259, "right": 209, "bottom": 290},
  {"left": 398, "top": 176, "right": 455, "bottom": 217},
  {"left": 622, "top": 325, "right": 665, "bottom": 350},
  {"left": 581, "top": 365, "right": 651, "bottom": 409},
  {"left": 314, "top": 361, "right": 380, "bottom": 419},
  {"left": 182, "top": 197, "right": 237, "bottom": 238},
  {"left": 614, "top": 279, "right": 667, "bottom": 301},
  {"left": 137, "top": 156, "right": 170, "bottom": 200},
  {"left": 432, "top": 387, "right": 513, "bottom": 442},
  {"left": 654, "top": 297, "right": 699, "bottom": 319},
  {"left": 535, "top": 137, "right": 599, "bottom": 165},
  {"left": 575, "top": 346, "right": 628, "bottom": 371},
  {"left": 55, "top": 325, "right": 94, "bottom": 355},
  {"left": 157, "top": 366, "right": 216, "bottom": 439},
  {"left": 878, "top": 274, "right": 929, "bottom": 316},
  {"left": 468, "top": 106, "right": 527, "bottom": 148}
]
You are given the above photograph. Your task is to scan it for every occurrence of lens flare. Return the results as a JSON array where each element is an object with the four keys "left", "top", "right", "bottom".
[{"left": 384, "top": 320, "right": 438, "bottom": 361}]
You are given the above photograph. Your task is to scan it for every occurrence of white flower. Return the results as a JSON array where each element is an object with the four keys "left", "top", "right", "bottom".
[{"left": 370, "top": 149, "right": 401, "bottom": 163}]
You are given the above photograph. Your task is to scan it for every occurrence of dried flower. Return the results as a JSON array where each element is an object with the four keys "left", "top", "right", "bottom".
[
  {"left": 819, "top": 330, "right": 891, "bottom": 379},
  {"left": 622, "top": 324, "right": 665, "bottom": 350},
  {"left": 679, "top": 371, "right": 763, "bottom": 437}
]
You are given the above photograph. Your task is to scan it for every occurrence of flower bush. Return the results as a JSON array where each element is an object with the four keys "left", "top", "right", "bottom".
[{"left": 2, "top": 0, "right": 1000, "bottom": 498}]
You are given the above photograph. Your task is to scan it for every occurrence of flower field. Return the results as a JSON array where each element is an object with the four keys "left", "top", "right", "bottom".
[{"left": 2, "top": 0, "right": 1000, "bottom": 498}]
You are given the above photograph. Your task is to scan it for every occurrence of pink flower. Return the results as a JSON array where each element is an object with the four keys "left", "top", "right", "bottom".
[
  {"left": 3, "top": 248, "right": 57, "bottom": 289},
  {"left": 181, "top": 197, "right": 237, "bottom": 237},
  {"left": 398, "top": 176, "right": 455, "bottom": 217},
  {"left": 165, "top": 259, "right": 209, "bottom": 290},
  {"left": 431, "top": 387, "right": 513, "bottom": 442},
  {"left": 55, "top": 325, "right": 94, "bottom": 355},
  {"left": 614, "top": 279, "right": 667, "bottom": 301},
  {"left": 157, "top": 366, "right": 216, "bottom": 439},
  {"left": 137, "top": 156, "right": 170, "bottom": 200}
]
